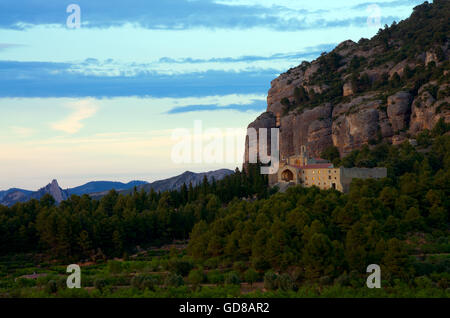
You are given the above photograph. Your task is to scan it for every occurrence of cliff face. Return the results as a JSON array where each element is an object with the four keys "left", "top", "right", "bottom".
[{"left": 245, "top": 1, "right": 450, "bottom": 161}]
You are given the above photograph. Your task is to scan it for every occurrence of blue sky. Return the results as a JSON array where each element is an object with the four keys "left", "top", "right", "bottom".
[{"left": 0, "top": 0, "right": 424, "bottom": 189}]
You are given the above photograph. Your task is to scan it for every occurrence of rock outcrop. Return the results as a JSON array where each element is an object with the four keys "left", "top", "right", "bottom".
[
  {"left": 31, "top": 179, "right": 70, "bottom": 203},
  {"left": 244, "top": 1, "right": 450, "bottom": 163},
  {"left": 387, "top": 91, "right": 413, "bottom": 133}
]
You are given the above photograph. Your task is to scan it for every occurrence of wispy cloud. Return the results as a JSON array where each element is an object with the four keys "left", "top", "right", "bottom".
[
  {"left": 351, "top": 0, "right": 423, "bottom": 10},
  {"left": 51, "top": 100, "right": 98, "bottom": 133},
  {"left": 0, "top": 60, "right": 277, "bottom": 98},
  {"left": 0, "top": 43, "right": 26, "bottom": 51},
  {"left": 0, "top": 42, "right": 338, "bottom": 98},
  {"left": 166, "top": 100, "right": 266, "bottom": 114},
  {"left": 157, "top": 43, "right": 336, "bottom": 64}
]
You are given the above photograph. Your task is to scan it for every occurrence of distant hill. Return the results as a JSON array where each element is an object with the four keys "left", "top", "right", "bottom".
[
  {"left": 68, "top": 180, "right": 148, "bottom": 196},
  {"left": 0, "top": 179, "right": 147, "bottom": 207},
  {"left": 110, "top": 169, "right": 234, "bottom": 197},
  {"left": 0, "top": 189, "right": 33, "bottom": 206},
  {"left": 0, "top": 188, "right": 33, "bottom": 202},
  {"left": 140, "top": 169, "right": 234, "bottom": 193},
  {"left": 0, "top": 180, "right": 68, "bottom": 206},
  {"left": 0, "top": 170, "right": 234, "bottom": 206}
]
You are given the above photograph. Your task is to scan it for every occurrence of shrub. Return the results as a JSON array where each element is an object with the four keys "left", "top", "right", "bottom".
[
  {"left": 167, "top": 258, "right": 194, "bottom": 277},
  {"left": 276, "top": 273, "right": 294, "bottom": 291},
  {"left": 164, "top": 273, "right": 184, "bottom": 288},
  {"left": 131, "top": 275, "right": 158, "bottom": 291},
  {"left": 45, "top": 280, "right": 58, "bottom": 294},
  {"left": 188, "top": 269, "right": 205, "bottom": 286},
  {"left": 244, "top": 268, "right": 259, "bottom": 286},
  {"left": 107, "top": 260, "right": 123, "bottom": 274},
  {"left": 224, "top": 271, "right": 241, "bottom": 286},
  {"left": 207, "top": 270, "right": 224, "bottom": 284},
  {"left": 16, "top": 278, "right": 36, "bottom": 288},
  {"left": 321, "top": 146, "right": 341, "bottom": 162},
  {"left": 264, "top": 271, "right": 278, "bottom": 290},
  {"left": 93, "top": 278, "right": 108, "bottom": 292},
  {"left": 232, "top": 261, "right": 247, "bottom": 273}
]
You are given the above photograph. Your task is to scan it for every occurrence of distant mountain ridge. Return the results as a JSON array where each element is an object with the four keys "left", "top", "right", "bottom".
[
  {"left": 0, "top": 180, "right": 69, "bottom": 207},
  {"left": 91, "top": 169, "right": 234, "bottom": 198},
  {"left": 0, "top": 169, "right": 234, "bottom": 206},
  {"left": 0, "top": 188, "right": 33, "bottom": 201},
  {"left": 0, "top": 179, "right": 148, "bottom": 207},
  {"left": 68, "top": 180, "right": 148, "bottom": 196},
  {"left": 136, "top": 169, "right": 234, "bottom": 194}
]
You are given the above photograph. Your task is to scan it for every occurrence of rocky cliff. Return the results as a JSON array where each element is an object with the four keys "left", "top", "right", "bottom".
[{"left": 245, "top": 1, "right": 450, "bottom": 162}]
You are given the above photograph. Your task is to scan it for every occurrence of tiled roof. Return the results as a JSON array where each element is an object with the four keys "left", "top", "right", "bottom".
[{"left": 287, "top": 163, "right": 334, "bottom": 169}]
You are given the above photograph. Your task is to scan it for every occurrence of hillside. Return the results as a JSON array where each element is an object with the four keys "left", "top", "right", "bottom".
[
  {"left": 68, "top": 180, "right": 148, "bottom": 196},
  {"left": 0, "top": 180, "right": 69, "bottom": 206},
  {"left": 123, "top": 169, "right": 234, "bottom": 195},
  {"left": 245, "top": 0, "right": 449, "bottom": 163},
  {"left": 0, "top": 180, "right": 148, "bottom": 207}
]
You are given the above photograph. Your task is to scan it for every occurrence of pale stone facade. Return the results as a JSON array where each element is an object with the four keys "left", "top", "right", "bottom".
[{"left": 270, "top": 146, "right": 387, "bottom": 193}]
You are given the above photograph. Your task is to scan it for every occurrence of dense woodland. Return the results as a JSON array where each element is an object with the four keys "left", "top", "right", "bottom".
[
  {"left": 187, "top": 121, "right": 450, "bottom": 287},
  {"left": 0, "top": 120, "right": 449, "bottom": 296},
  {"left": 0, "top": 163, "right": 270, "bottom": 259}
]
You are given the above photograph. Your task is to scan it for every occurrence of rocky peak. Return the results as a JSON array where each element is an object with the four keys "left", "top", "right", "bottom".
[{"left": 32, "top": 179, "right": 69, "bottom": 203}]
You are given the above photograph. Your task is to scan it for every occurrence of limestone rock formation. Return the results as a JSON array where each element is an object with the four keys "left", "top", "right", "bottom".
[
  {"left": 244, "top": 1, "right": 450, "bottom": 163},
  {"left": 31, "top": 179, "right": 70, "bottom": 203},
  {"left": 387, "top": 91, "right": 413, "bottom": 133}
]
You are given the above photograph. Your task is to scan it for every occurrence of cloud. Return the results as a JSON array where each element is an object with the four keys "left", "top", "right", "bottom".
[
  {"left": 0, "top": 43, "right": 338, "bottom": 98},
  {"left": 51, "top": 100, "right": 98, "bottom": 133},
  {"left": 157, "top": 43, "right": 336, "bottom": 64},
  {"left": 0, "top": 0, "right": 414, "bottom": 31},
  {"left": 351, "top": 0, "right": 423, "bottom": 10},
  {"left": 0, "top": 43, "right": 26, "bottom": 51},
  {"left": 166, "top": 100, "right": 266, "bottom": 114},
  {"left": 0, "top": 60, "right": 278, "bottom": 98}
]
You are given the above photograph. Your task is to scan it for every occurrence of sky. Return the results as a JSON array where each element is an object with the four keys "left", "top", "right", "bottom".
[{"left": 0, "top": 0, "right": 425, "bottom": 190}]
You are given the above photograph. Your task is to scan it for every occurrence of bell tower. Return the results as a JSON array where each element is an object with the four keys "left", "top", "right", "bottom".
[{"left": 300, "top": 145, "right": 308, "bottom": 166}]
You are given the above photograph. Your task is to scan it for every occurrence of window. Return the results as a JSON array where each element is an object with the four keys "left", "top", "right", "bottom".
[{"left": 328, "top": 176, "right": 331, "bottom": 180}]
